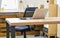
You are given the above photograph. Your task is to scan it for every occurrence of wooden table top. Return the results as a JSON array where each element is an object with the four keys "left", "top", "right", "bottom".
[{"left": 6, "top": 17, "right": 60, "bottom": 26}]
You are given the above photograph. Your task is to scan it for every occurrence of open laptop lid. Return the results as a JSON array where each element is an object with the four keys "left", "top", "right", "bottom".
[{"left": 32, "top": 9, "right": 48, "bottom": 19}]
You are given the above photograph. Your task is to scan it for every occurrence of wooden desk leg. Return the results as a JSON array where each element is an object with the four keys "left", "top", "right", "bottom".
[
  {"left": 48, "top": 36, "right": 50, "bottom": 38},
  {"left": 11, "top": 26, "right": 15, "bottom": 38},
  {"left": 54, "top": 36, "right": 57, "bottom": 38},
  {"left": 44, "top": 34, "right": 46, "bottom": 38},
  {"left": 6, "top": 22, "right": 9, "bottom": 38},
  {"left": 23, "top": 31, "right": 26, "bottom": 38}
]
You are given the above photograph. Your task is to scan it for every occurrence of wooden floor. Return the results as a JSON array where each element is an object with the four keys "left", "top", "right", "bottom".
[{"left": 0, "top": 35, "right": 46, "bottom": 38}]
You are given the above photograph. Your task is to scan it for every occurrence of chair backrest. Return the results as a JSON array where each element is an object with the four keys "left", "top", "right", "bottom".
[
  {"left": 32, "top": 8, "right": 48, "bottom": 19},
  {"left": 23, "top": 7, "right": 38, "bottom": 17}
]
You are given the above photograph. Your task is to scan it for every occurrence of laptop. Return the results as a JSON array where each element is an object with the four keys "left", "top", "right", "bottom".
[{"left": 32, "top": 9, "right": 48, "bottom": 19}]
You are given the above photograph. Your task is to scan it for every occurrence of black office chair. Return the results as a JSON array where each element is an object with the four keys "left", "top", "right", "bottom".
[
  {"left": 15, "top": 7, "right": 37, "bottom": 38},
  {"left": 24, "top": 7, "right": 37, "bottom": 17}
]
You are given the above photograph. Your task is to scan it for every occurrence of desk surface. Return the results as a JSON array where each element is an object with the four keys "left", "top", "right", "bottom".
[{"left": 6, "top": 17, "right": 60, "bottom": 26}]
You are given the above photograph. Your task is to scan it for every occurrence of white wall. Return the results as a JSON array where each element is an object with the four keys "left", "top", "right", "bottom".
[
  {"left": 57, "top": 0, "right": 60, "bottom": 37},
  {"left": 1, "top": 0, "right": 47, "bottom": 12},
  {"left": 0, "top": 0, "right": 1, "bottom": 8},
  {"left": 1, "top": 0, "right": 19, "bottom": 12},
  {"left": 21, "top": 0, "right": 47, "bottom": 7}
]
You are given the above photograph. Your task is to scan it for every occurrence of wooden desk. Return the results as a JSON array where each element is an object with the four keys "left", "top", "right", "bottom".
[
  {"left": 6, "top": 18, "right": 60, "bottom": 26},
  {"left": 6, "top": 17, "right": 60, "bottom": 38}
]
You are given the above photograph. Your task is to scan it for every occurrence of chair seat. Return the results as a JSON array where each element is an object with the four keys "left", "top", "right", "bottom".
[{"left": 15, "top": 26, "right": 29, "bottom": 31}]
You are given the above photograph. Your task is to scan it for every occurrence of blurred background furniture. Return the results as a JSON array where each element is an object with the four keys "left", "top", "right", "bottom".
[
  {"left": 32, "top": 8, "right": 48, "bottom": 36},
  {"left": 43, "top": 0, "right": 58, "bottom": 38}
]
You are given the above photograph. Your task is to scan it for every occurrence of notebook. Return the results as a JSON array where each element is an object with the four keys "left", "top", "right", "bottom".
[{"left": 32, "top": 9, "right": 48, "bottom": 19}]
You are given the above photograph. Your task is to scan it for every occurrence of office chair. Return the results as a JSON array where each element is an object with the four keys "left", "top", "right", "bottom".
[
  {"left": 24, "top": 7, "right": 38, "bottom": 17},
  {"left": 15, "top": 7, "right": 37, "bottom": 38}
]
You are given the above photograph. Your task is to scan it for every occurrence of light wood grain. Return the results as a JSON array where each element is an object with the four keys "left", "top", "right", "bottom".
[
  {"left": 49, "top": 0, "right": 54, "bottom": 4},
  {"left": 44, "top": 3, "right": 58, "bottom": 38},
  {"left": 6, "top": 17, "right": 60, "bottom": 26}
]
